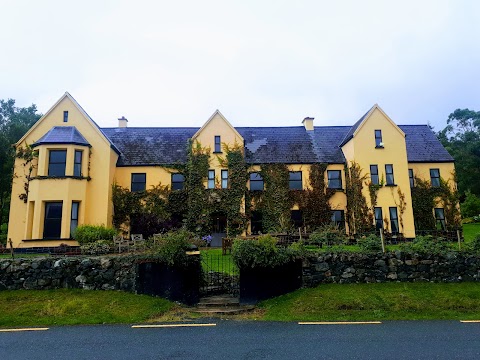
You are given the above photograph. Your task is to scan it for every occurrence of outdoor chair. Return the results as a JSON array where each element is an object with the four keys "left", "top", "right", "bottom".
[
  {"left": 131, "top": 234, "right": 146, "bottom": 252},
  {"left": 222, "top": 237, "right": 233, "bottom": 255},
  {"left": 152, "top": 233, "right": 163, "bottom": 246},
  {"left": 113, "top": 235, "right": 130, "bottom": 253}
]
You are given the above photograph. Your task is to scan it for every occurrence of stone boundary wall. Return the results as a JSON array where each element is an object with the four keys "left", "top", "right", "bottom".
[
  {"left": 302, "top": 252, "right": 480, "bottom": 287},
  {"left": 0, "top": 256, "right": 136, "bottom": 291}
]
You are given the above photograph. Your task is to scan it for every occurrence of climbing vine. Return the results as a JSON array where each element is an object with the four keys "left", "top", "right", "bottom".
[
  {"left": 298, "top": 163, "right": 336, "bottom": 230},
  {"left": 411, "top": 176, "right": 461, "bottom": 230},
  {"left": 345, "top": 162, "right": 373, "bottom": 235},
  {"left": 15, "top": 145, "right": 38, "bottom": 203},
  {"left": 256, "top": 164, "right": 292, "bottom": 232}
]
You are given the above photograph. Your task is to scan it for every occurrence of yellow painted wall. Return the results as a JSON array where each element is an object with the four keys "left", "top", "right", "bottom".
[
  {"left": 8, "top": 95, "right": 118, "bottom": 248},
  {"left": 342, "top": 107, "right": 416, "bottom": 238}
]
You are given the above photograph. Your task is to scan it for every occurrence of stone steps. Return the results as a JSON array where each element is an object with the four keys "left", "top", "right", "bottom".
[{"left": 193, "top": 295, "right": 255, "bottom": 315}]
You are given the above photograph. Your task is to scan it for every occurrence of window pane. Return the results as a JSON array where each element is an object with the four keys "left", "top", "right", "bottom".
[
  {"left": 409, "top": 169, "right": 414, "bottom": 188},
  {"left": 289, "top": 172, "right": 302, "bottom": 181},
  {"left": 289, "top": 172, "right": 302, "bottom": 190},
  {"left": 50, "top": 150, "right": 67, "bottom": 163},
  {"left": 375, "top": 207, "right": 383, "bottom": 229},
  {"left": 385, "top": 165, "right": 394, "bottom": 185},
  {"left": 375, "top": 130, "right": 383, "bottom": 146},
  {"left": 74, "top": 151, "right": 82, "bottom": 177},
  {"left": 370, "top": 165, "right": 379, "bottom": 185},
  {"left": 44, "top": 202, "right": 62, "bottom": 238},
  {"left": 70, "top": 202, "right": 79, "bottom": 238},
  {"left": 430, "top": 169, "right": 440, "bottom": 187},
  {"left": 208, "top": 170, "right": 215, "bottom": 189},
  {"left": 172, "top": 174, "right": 184, "bottom": 182},
  {"left": 131, "top": 173, "right": 146, "bottom": 192},
  {"left": 389, "top": 207, "right": 399, "bottom": 233},
  {"left": 250, "top": 172, "right": 264, "bottom": 191},
  {"left": 214, "top": 136, "right": 221, "bottom": 152},
  {"left": 327, "top": 170, "right": 342, "bottom": 189},
  {"left": 221, "top": 170, "right": 228, "bottom": 189},
  {"left": 49, "top": 150, "right": 67, "bottom": 176}
]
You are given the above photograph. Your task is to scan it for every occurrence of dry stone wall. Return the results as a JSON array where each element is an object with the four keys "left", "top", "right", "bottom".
[
  {"left": 0, "top": 256, "right": 136, "bottom": 291},
  {"left": 302, "top": 252, "right": 480, "bottom": 287}
]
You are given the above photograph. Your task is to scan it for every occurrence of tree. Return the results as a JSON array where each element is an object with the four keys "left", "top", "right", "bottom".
[
  {"left": 0, "top": 99, "right": 41, "bottom": 229},
  {"left": 438, "top": 109, "right": 480, "bottom": 197}
]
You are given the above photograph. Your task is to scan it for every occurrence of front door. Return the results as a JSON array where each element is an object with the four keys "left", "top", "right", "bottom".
[{"left": 211, "top": 213, "right": 226, "bottom": 247}]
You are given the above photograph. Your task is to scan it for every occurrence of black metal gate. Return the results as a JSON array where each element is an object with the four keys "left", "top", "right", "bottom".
[{"left": 201, "top": 251, "right": 239, "bottom": 296}]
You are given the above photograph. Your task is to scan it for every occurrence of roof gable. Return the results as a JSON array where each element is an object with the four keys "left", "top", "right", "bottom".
[
  {"left": 16, "top": 92, "right": 118, "bottom": 153},
  {"left": 340, "top": 104, "right": 405, "bottom": 147},
  {"left": 192, "top": 110, "right": 243, "bottom": 142}
]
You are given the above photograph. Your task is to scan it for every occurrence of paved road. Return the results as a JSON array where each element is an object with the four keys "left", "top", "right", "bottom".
[{"left": 0, "top": 320, "right": 479, "bottom": 359}]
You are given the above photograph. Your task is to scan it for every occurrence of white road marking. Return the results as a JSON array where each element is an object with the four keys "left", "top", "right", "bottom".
[
  {"left": 298, "top": 321, "right": 382, "bottom": 325},
  {"left": 0, "top": 328, "right": 49, "bottom": 332},
  {"left": 460, "top": 320, "right": 480, "bottom": 323},
  {"left": 132, "top": 323, "right": 217, "bottom": 328}
]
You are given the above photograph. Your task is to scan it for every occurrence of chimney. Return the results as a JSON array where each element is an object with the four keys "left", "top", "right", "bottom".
[
  {"left": 118, "top": 116, "right": 128, "bottom": 128},
  {"left": 302, "top": 117, "right": 314, "bottom": 131}
]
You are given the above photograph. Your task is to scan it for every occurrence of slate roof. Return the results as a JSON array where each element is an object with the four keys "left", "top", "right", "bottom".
[
  {"left": 399, "top": 125, "right": 454, "bottom": 162},
  {"left": 33, "top": 126, "right": 90, "bottom": 147},
  {"left": 339, "top": 107, "right": 372, "bottom": 147},
  {"left": 101, "top": 127, "right": 198, "bottom": 166},
  {"left": 99, "top": 123, "right": 453, "bottom": 166}
]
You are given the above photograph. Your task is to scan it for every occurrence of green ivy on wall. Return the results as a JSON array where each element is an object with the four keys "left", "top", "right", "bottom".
[{"left": 345, "top": 161, "right": 373, "bottom": 235}]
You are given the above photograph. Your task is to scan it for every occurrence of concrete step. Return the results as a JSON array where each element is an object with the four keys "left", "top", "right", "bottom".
[
  {"left": 192, "top": 305, "right": 256, "bottom": 315},
  {"left": 198, "top": 295, "right": 240, "bottom": 307}
]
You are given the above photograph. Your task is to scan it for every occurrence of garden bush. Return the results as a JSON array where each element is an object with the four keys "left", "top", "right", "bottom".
[
  {"left": 232, "top": 234, "right": 300, "bottom": 269},
  {"left": 461, "top": 191, "right": 480, "bottom": 218},
  {"left": 73, "top": 225, "right": 117, "bottom": 245},
  {"left": 148, "top": 229, "right": 196, "bottom": 266},
  {"left": 357, "top": 234, "right": 382, "bottom": 253},
  {"left": 467, "top": 234, "right": 480, "bottom": 253},
  {"left": 399, "top": 235, "right": 451, "bottom": 255},
  {"left": 80, "top": 240, "right": 113, "bottom": 255},
  {"left": 0, "top": 223, "right": 7, "bottom": 245},
  {"left": 309, "top": 224, "right": 348, "bottom": 246}
]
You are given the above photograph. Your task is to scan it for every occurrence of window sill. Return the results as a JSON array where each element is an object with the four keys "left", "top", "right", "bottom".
[
  {"left": 375, "top": 146, "right": 384, "bottom": 149},
  {"left": 385, "top": 184, "right": 397, "bottom": 187},
  {"left": 32, "top": 175, "right": 90, "bottom": 181},
  {"left": 22, "top": 238, "right": 75, "bottom": 242},
  {"left": 327, "top": 188, "right": 345, "bottom": 192},
  {"left": 213, "top": 151, "right": 223, "bottom": 154}
]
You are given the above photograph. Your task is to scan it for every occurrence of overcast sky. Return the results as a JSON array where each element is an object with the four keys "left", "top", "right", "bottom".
[{"left": 1, "top": 0, "right": 479, "bottom": 130}]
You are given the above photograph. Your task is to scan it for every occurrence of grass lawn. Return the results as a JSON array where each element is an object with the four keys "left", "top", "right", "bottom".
[
  {"left": 0, "top": 289, "right": 174, "bottom": 327},
  {"left": 463, "top": 223, "right": 480, "bottom": 243},
  {"left": 201, "top": 247, "right": 237, "bottom": 274},
  {"left": 259, "top": 282, "right": 480, "bottom": 321}
]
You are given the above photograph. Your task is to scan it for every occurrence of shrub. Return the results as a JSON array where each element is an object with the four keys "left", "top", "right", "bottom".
[
  {"left": 461, "top": 191, "right": 480, "bottom": 218},
  {"left": 467, "top": 234, "right": 480, "bottom": 253},
  {"left": 149, "top": 229, "right": 196, "bottom": 266},
  {"left": 399, "top": 235, "right": 451, "bottom": 255},
  {"left": 80, "top": 240, "right": 113, "bottom": 255},
  {"left": 357, "top": 234, "right": 382, "bottom": 253},
  {"left": 0, "top": 223, "right": 7, "bottom": 245},
  {"left": 309, "top": 224, "right": 348, "bottom": 246},
  {"left": 232, "top": 234, "right": 299, "bottom": 269},
  {"left": 74, "top": 225, "right": 117, "bottom": 245}
]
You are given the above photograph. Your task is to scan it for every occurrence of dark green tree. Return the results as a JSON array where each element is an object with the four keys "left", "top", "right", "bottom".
[
  {"left": 0, "top": 99, "right": 41, "bottom": 229},
  {"left": 438, "top": 108, "right": 480, "bottom": 197}
]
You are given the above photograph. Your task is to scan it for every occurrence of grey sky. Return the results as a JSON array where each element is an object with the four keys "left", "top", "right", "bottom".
[{"left": 1, "top": 0, "right": 479, "bottom": 130}]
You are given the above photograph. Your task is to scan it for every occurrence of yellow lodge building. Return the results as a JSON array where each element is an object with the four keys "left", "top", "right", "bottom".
[{"left": 8, "top": 92, "right": 457, "bottom": 248}]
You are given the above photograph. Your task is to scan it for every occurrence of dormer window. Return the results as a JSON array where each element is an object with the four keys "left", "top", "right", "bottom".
[
  {"left": 63, "top": 111, "right": 68, "bottom": 123},
  {"left": 375, "top": 130, "right": 383, "bottom": 148},
  {"left": 214, "top": 136, "right": 221, "bottom": 153}
]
